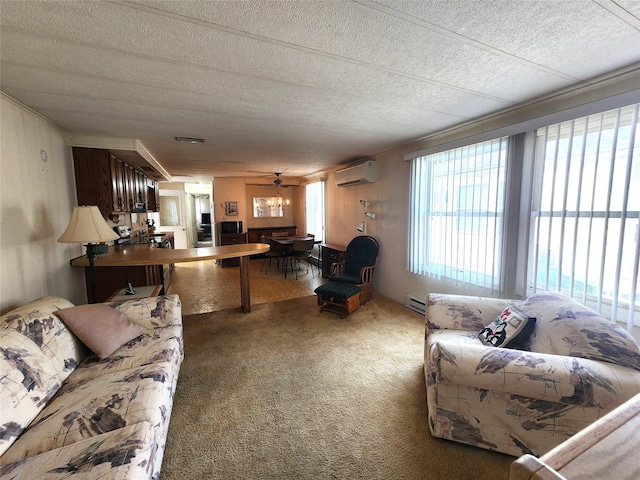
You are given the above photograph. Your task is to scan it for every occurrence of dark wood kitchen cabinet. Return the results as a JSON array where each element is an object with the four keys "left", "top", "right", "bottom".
[
  {"left": 72, "top": 147, "right": 158, "bottom": 218},
  {"left": 110, "top": 155, "right": 127, "bottom": 212}
]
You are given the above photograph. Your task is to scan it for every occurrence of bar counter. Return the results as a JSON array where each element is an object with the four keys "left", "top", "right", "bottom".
[
  {"left": 70, "top": 243, "right": 269, "bottom": 267},
  {"left": 71, "top": 243, "right": 270, "bottom": 312}
]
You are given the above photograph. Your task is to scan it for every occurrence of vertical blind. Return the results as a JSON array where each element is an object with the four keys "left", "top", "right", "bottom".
[
  {"left": 529, "top": 104, "right": 639, "bottom": 329},
  {"left": 409, "top": 137, "right": 509, "bottom": 293}
]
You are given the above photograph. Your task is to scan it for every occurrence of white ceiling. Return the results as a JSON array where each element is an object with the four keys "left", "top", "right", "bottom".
[{"left": 2, "top": 0, "right": 640, "bottom": 180}]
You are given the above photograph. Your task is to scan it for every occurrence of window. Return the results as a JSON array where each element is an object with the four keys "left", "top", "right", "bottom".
[
  {"left": 305, "top": 181, "right": 325, "bottom": 243},
  {"left": 529, "top": 104, "right": 639, "bottom": 327},
  {"left": 409, "top": 103, "right": 639, "bottom": 330},
  {"left": 409, "top": 137, "right": 509, "bottom": 292}
]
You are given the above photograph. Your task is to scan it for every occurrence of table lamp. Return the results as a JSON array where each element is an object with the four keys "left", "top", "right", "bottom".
[{"left": 58, "top": 205, "right": 119, "bottom": 303}]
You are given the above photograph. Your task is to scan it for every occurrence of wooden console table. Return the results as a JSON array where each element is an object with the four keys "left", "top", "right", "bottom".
[
  {"left": 71, "top": 243, "right": 269, "bottom": 312},
  {"left": 320, "top": 243, "right": 346, "bottom": 278}
]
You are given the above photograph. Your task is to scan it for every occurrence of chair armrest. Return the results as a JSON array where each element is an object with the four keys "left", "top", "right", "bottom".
[
  {"left": 359, "top": 265, "right": 375, "bottom": 284},
  {"left": 330, "top": 261, "right": 345, "bottom": 276},
  {"left": 426, "top": 293, "right": 514, "bottom": 331},
  {"left": 427, "top": 334, "right": 640, "bottom": 408}
]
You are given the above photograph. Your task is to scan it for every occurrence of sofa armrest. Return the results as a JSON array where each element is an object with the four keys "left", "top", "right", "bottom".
[
  {"left": 111, "top": 294, "right": 182, "bottom": 330},
  {"left": 427, "top": 334, "right": 640, "bottom": 408},
  {"left": 426, "top": 293, "right": 514, "bottom": 332}
]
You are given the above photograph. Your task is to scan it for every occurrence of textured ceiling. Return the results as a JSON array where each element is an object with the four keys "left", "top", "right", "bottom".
[{"left": 2, "top": 0, "right": 640, "bottom": 180}]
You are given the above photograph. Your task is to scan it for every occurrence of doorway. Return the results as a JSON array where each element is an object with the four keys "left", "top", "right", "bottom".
[{"left": 185, "top": 183, "right": 213, "bottom": 247}]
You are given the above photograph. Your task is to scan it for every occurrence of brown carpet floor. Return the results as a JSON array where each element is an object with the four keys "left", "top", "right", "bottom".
[{"left": 160, "top": 294, "right": 513, "bottom": 479}]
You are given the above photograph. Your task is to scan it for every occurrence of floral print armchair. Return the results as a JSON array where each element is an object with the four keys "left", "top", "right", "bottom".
[{"left": 424, "top": 292, "right": 640, "bottom": 457}]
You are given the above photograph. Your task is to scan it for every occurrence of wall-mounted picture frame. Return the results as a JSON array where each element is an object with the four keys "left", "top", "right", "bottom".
[{"left": 226, "top": 201, "right": 238, "bottom": 216}]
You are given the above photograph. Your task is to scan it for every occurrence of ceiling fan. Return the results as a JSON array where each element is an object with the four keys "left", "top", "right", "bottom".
[
  {"left": 256, "top": 172, "right": 291, "bottom": 188},
  {"left": 272, "top": 172, "right": 290, "bottom": 188}
]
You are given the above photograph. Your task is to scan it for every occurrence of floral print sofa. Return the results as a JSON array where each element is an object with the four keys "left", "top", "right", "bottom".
[
  {"left": 0, "top": 294, "right": 183, "bottom": 479},
  {"left": 424, "top": 291, "right": 640, "bottom": 457}
]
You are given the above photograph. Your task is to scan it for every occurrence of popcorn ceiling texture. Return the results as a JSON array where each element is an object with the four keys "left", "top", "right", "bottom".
[{"left": 2, "top": 1, "right": 638, "bottom": 178}]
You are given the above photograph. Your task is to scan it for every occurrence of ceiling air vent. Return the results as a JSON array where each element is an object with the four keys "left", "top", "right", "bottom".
[{"left": 175, "top": 136, "right": 204, "bottom": 144}]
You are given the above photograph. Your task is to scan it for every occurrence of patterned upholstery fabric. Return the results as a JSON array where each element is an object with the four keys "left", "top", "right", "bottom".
[
  {"left": 424, "top": 293, "right": 640, "bottom": 458},
  {"left": 0, "top": 330, "right": 63, "bottom": 457},
  {"left": 1, "top": 296, "right": 88, "bottom": 381},
  {"left": 0, "top": 294, "right": 183, "bottom": 479},
  {"left": 314, "top": 282, "right": 361, "bottom": 299},
  {"left": 521, "top": 292, "right": 640, "bottom": 370}
]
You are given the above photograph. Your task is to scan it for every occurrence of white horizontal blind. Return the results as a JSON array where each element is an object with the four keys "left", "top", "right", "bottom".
[
  {"left": 409, "top": 137, "right": 508, "bottom": 292},
  {"left": 529, "top": 104, "right": 639, "bottom": 329}
]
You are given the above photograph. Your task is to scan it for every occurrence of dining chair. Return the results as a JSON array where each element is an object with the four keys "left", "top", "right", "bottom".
[
  {"left": 260, "top": 235, "right": 287, "bottom": 275},
  {"left": 288, "top": 238, "right": 316, "bottom": 279},
  {"left": 305, "top": 233, "right": 320, "bottom": 274}
]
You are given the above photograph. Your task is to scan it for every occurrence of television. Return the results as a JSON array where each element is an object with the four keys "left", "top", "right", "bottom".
[
  {"left": 220, "top": 221, "right": 243, "bottom": 234},
  {"left": 201, "top": 213, "right": 211, "bottom": 225}
]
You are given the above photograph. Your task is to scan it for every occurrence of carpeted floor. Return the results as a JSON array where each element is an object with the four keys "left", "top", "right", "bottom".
[{"left": 160, "top": 294, "right": 513, "bottom": 479}]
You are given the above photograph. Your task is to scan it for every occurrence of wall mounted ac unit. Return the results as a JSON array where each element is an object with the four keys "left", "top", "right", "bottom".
[{"left": 335, "top": 160, "right": 377, "bottom": 187}]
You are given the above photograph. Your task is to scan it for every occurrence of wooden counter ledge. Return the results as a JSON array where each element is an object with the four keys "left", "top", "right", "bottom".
[
  {"left": 70, "top": 243, "right": 269, "bottom": 267},
  {"left": 71, "top": 243, "right": 270, "bottom": 312}
]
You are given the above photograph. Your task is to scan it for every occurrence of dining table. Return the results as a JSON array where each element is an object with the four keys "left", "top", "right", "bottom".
[
  {"left": 267, "top": 236, "right": 320, "bottom": 278},
  {"left": 268, "top": 235, "right": 319, "bottom": 246}
]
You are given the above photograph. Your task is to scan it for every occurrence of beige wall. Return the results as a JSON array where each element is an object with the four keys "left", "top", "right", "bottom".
[
  {"left": 0, "top": 94, "right": 86, "bottom": 314},
  {"left": 324, "top": 153, "right": 424, "bottom": 304},
  {"left": 324, "top": 150, "right": 480, "bottom": 307},
  {"left": 212, "top": 178, "right": 304, "bottom": 233},
  {"left": 244, "top": 184, "right": 300, "bottom": 230}
]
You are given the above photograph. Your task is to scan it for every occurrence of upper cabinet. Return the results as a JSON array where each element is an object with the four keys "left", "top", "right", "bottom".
[{"left": 72, "top": 147, "right": 159, "bottom": 218}]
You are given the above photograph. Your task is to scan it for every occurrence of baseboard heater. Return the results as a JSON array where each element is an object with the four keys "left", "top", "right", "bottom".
[{"left": 404, "top": 295, "right": 426, "bottom": 315}]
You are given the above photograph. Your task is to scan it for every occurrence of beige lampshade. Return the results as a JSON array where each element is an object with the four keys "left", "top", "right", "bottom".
[{"left": 58, "top": 206, "right": 119, "bottom": 244}]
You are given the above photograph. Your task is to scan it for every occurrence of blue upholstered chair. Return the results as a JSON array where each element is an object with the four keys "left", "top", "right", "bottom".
[{"left": 328, "top": 235, "right": 379, "bottom": 304}]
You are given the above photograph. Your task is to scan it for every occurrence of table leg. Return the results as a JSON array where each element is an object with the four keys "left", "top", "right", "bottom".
[{"left": 239, "top": 255, "right": 251, "bottom": 312}]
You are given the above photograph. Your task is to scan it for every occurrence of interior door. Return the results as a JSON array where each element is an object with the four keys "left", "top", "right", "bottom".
[
  {"left": 185, "top": 193, "right": 198, "bottom": 248},
  {"left": 158, "top": 190, "right": 187, "bottom": 248}
]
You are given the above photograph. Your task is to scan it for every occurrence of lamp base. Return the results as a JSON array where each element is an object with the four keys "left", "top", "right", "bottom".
[{"left": 85, "top": 243, "right": 99, "bottom": 304}]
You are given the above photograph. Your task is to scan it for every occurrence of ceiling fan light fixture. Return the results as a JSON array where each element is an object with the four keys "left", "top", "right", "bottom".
[{"left": 175, "top": 136, "right": 204, "bottom": 144}]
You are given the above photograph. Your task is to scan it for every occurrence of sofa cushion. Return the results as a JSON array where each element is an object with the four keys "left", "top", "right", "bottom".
[
  {"left": 478, "top": 305, "right": 536, "bottom": 349},
  {"left": 71, "top": 323, "right": 183, "bottom": 383},
  {"left": 0, "top": 361, "right": 177, "bottom": 465},
  {"left": 0, "top": 421, "right": 156, "bottom": 479},
  {"left": 56, "top": 304, "right": 146, "bottom": 360},
  {"left": 1, "top": 296, "right": 87, "bottom": 381},
  {"left": 0, "top": 330, "right": 62, "bottom": 457},
  {"left": 522, "top": 292, "right": 640, "bottom": 371}
]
